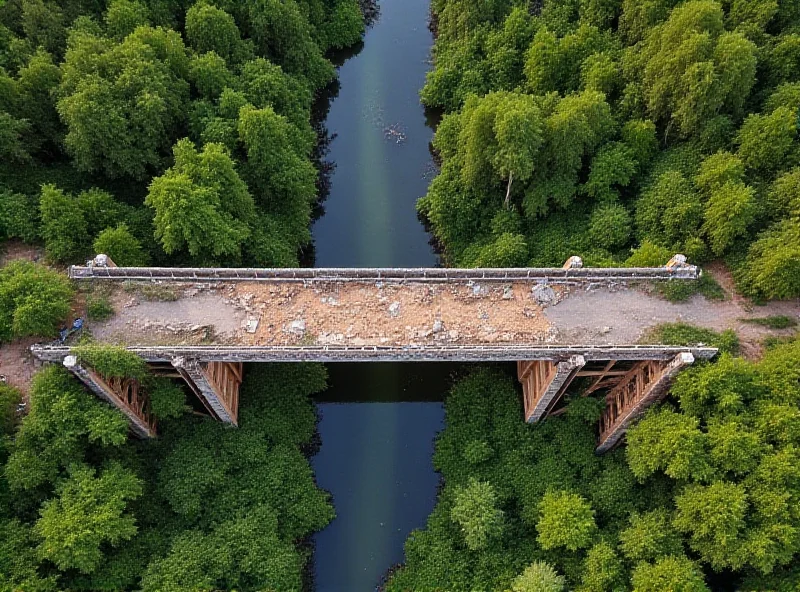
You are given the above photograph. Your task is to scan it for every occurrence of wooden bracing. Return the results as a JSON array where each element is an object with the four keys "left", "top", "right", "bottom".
[
  {"left": 518, "top": 356, "right": 585, "bottom": 422},
  {"left": 171, "top": 358, "right": 242, "bottom": 425},
  {"left": 596, "top": 353, "right": 694, "bottom": 453},
  {"left": 63, "top": 356, "right": 156, "bottom": 438}
]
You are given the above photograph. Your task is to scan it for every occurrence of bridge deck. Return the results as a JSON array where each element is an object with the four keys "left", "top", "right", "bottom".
[{"left": 29, "top": 264, "right": 725, "bottom": 363}]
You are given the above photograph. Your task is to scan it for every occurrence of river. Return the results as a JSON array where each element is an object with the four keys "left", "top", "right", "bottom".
[{"left": 309, "top": 0, "right": 449, "bottom": 589}]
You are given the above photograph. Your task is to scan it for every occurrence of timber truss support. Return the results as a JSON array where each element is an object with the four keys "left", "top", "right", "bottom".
[
  {"left": 518, "top": 356, "right": 586, "bottom": 422},
  {"left": 172, "top": 358, "right": 242, "bottom": 425},
  {"left": 596, "top": 353, "right": 694, "bottom": 453},
  {"left": 63, "top": 355, "right": 156, "bottom": 438}
]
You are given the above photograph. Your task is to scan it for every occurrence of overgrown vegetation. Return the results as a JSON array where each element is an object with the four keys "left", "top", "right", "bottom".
[
  {"left": 741, "top": 315, "right": 798, "bottom": 329},
  {"left": 0, "top": 0, "right": 366, "bottom": 267},
  {"left": 386, "top": 337, "right": 800, "bottom": 590},
  {"left": 641, "top": 322, "right": 740, "bottom": 354},
  {"left": 419, "top": 0, "right": 800, "bottom": 300},
  {"left": 0, "top": 260, "right": 74, "bottom": 342},
  {"left": 0, "top": 363, "right": 333, "bottom": 590}
]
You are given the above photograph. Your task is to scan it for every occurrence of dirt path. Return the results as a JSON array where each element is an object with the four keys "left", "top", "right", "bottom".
[{"left": 545, "top": 266, "right": 799, "bottom": 358}]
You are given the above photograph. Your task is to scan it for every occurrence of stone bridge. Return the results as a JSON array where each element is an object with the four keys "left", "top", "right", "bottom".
[{"left": 30, "top": 256, "right": 717, "bottom": 452}]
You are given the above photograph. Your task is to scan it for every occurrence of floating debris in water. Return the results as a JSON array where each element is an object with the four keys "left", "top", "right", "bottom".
[{"left": 383, "top": 123, "right": 407, "bottom": 144}]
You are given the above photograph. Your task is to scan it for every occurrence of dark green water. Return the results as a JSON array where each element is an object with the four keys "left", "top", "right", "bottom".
[{"left": 310, "top": 0, "right": 449, "bottom": 590}]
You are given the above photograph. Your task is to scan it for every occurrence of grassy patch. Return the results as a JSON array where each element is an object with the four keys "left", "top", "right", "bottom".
[
  {"left": 740, "top": 315, "right": 798, "bottom": 329},
  {"left": 86, "top": 292, "right": 115, "bottom": 321},
  {"left": 658, "top": 274, "right": 726, "bottom": 303},
  {"left": 123, "top": 281, "right": 179, "bottom": 302},
  {"left": 641, "top": 322, "right": 739, "bottom": 355}
]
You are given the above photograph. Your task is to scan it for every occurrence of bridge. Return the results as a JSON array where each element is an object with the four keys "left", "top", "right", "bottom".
[{"left": 31, "top": 255, "right": 717, "bottom": 452}]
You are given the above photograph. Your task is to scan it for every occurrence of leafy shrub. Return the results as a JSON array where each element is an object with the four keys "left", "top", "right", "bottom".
[
  {"left": 0, "top": 383, "right": 21, "bottom": 436},
  {"left": 148, "top": 379, "right": 186, "bottom": 420},
  {"left": 642, "top": 323, "right": 739, "bottom": 355},
  {"left": 536, "top": 490, "right": 597, "bottom": 551},
  {"left": 71, "top": 345, "right": 148, "bottom": 381},
  {"left": 86, "top": 292, "right": 114, "bottom": 321},
  {"left": 93, "top": 224, "right": 148, "bottom": 267},
  {"left": 0, "top": 261, "right": 74, "bottom": 342}
]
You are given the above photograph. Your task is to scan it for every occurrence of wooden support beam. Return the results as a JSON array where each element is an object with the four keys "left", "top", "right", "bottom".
[
  {"left": 63, "top": 355, "right": 156, "bottom": 438},
  {"left": 519, "top": 355, "right": 586, "bottom": 423},
  {"left": 171, "top": 357, "right": 242, "bottom": 426},
  {"left": 596, "top": 353, "right": 694, "bottom": 453}
]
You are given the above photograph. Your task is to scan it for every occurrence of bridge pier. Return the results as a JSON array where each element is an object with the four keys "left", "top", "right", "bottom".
[
  {"left": 518, "top": 356, "right": 585, "bottom": 422},
  {"left": 596, "top": 353, "right": 694, "bottom": 453},
  {"left": 63, "top": 356, "right": 156, "bottom": 438},
  {"left": 172, "top": 358, "right": 242, "bottom": 425}
]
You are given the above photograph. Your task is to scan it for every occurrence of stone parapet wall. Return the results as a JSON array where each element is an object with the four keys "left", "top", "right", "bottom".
[
  {"left": 69, "top": 265, "right": 700, "bottom": 283},
  {"left": 32, "top": 344, "right": 718, "bottom": 364}
]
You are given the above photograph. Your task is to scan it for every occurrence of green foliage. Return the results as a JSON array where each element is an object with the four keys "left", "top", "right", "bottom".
[
  {"left": 35, "top": 462, "right": 142, "bottom": 573},
  {"left": 703, "top": 181, "right": 756, "bottom": 255},
  {"left": 39, "top": 184, "right": 88, "bottom": 263},
  {"left": 0, "top": 383, "right": 20, "bottom": 436},
  {"left": 511, "top": 561, "right": 566, "bottom": 592},
  {"left": 451, "top": 478, "right": 504, "bottom": 550},
  {"left": 185, "top": 2, "right": 243, "bottom": 63},
  {"left": 86, "top": 291, "right": 114, "bottom": 322},
  {"left": 620, "top": 509, "right": 683, "bottom": 563},
  {"left": 579, "top": 541, "right": 625, "bottom": 592},
  {"left": 737, "top": 220, "right": 800, "bottom": 299},
  {"left": 146, "top": 139, "right": 254, "bottom": 262},
  {"left": 642, "top": 322, "right": 739, "bottom": 354},
  {"left": 630, "top": 555, "right": 710, "bottom": 592},
  {"left": 57, "top": 26, "right": 190, "bottom": 179},
  {"left": 741, "top": 315, "right": 798, "bottom": 329},
  {"left": 5, "top": 366, "right": 128, "bottom": 491},
  {"left": 536, "top": 490, "right": 597, "bottom": 551},
  {"left": 71, "top": 344, "right": 148, "bottom": 381},
  {"left": 93, "top": 224, "right": 148, "bottom": 267},
  {"left": 588, "top": 203, "right": 632, "bottom": 250},
  {"left": 736, "top": 107, "right": 798, "bottom": 173},
  {"left": 147, "top": 379, "right": 186, "bottom": 420},
  {"left": 0, "top": 261, "right": 73, "bottom": 342},
  {"left": 0, "top": 190, "right": 39, "bottom": 243},
  {"left": 105, "top": 0, "right": 150, "bottom": 40}
]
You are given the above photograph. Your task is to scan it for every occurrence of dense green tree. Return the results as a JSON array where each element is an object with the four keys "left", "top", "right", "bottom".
[
  {"left": 4, "top": 366, "right": 128, "bottom": 492},
  {"left": 588, "top": 203, "right": 632, "bottom": 250},
  {"left": 35, "top": 462, "right": 142, "bottom": 574},
  {"left": 511, "top": 561, "right": 566, "bottom": 592},
  {"left": 146, "top": 139, "right": 255, "bottom": 262},
  {"left": 104, "top": 0, "right": 150, "bottom": 40},
  {"left": 39, "top": 184, "right": 88, "bottom": 262},
  {"left": 57, "top": 26, "right": 190, "bottom": 179},
  {"left": 579, "top": 541, "right": 625, "bottom": 592},
  {"left": 450, "top": 478, "right": 504, "bottom": 551},
  {"left": 185, "top": 2, "right": 244, "bottom": 64},
  {"left": 738, "top": 220, "right": 800, "bottom": 299},
  {"left": 188, "top": 51, "right": 234, "bottom": 99},
  {"left": 736, "top": 107, "right": 798, "bottom": 173},
  {"left": 237, "top": 105, "right": 316, "bottom": 210},
  {"left": 536, "top": 490, "right": 597, "bottom": 551},
  {"left": 0, "top": 190, "right": 39, "bottom": 243},
  {"left": 93, "top": 224, "right": 148, "bottom": 266},
  {"left": 619, "top": 509, "right": 684, "bottom": 562},
  {"left": 630, "top": 555, "right": 710, "bottom": 592},
  {"left": 702, "top": 180, "right": 756, "bottom": 255},
  {"left": 0, "top": 261, "right": 73, "bottom": 342}
]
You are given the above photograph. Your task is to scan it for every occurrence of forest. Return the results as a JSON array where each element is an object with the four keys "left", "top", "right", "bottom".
[
  {"left": 0, "top": 0, "right": 363, "bottom": 588},
  {"left": 0, "top": 0, "right": 799, "bottom": 589},
  {"left": 0, "top": 0, "right": 365, "bottom": 267},
  {"left": 417, "top": 0, "right": 800, "bottom": 300}
]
